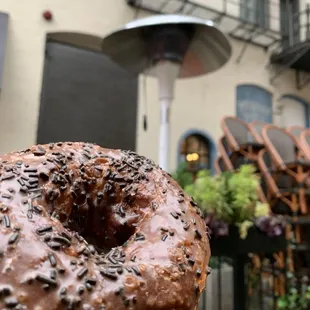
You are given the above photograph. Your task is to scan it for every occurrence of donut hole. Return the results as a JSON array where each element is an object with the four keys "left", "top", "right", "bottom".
[{"left": 68, "top": 201, "right": 138, "bottom": 254}]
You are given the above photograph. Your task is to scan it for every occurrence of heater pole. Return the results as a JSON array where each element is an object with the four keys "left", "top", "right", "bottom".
[
  {"left": 155, "top": 61, "right": 180, "bottom": 172},
  {"left": 159, "top": 97, "right": 171, "bottom": 172}
]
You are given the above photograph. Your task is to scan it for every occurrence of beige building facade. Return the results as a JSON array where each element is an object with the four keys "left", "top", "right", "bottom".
[{"left": 1, "top": 0, "right": 310, "bottom": 173}]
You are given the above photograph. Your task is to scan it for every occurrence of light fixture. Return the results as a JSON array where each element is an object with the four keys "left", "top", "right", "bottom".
[
  {"left": 101, "top": 14, "right": 231, "bottom": 172},
  {"left": 192, "top": 153, "right": 199, "bottom": 161},
  {"left": 186, "top": 153, "right": 199, "bottom": 162},
  {"left": 186, "top": 153, "right": 193, "bottom": 162}
]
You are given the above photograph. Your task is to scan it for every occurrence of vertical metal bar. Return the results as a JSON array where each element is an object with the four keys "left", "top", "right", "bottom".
[
  {"left": 205, "top": 271, "right": 212, "bottom": 310},
  {"left": 256, "top": 0, "right": 260, "bottom": 27},
  {"left": 0, "top": 12, "right": 9, "bottom": 93},
  {"left": 236, "top": 28, "right": 258, "bottom": 63},
  {"left": 283, "top": 249, "right": 288, "bottom": 295},
  {"left": 307, "top": 4, "right": 310, "bottom": 39},
  {"left": 293, "top": 225, "right": 301, "bottom": 292},
  {"left": 272, "top": 257, "right": 277, "bottom": 310},
  {"left": 259, "top": 258, "right": 264, "bottom": 310},
  {"left": 233, "top": 255, "right": 247, "bottom": 310},
  {"left": 218, "top": 257, "right": 222, "bottom": 310},
  {"left": 223, "top": 0, "right": 227, "bottom": 13},
  {"left": 286, "top": 0, "right": 293, "bottom": 46},
  {"left": 304, "top": 225, "right": 310, "bottom": 277}
]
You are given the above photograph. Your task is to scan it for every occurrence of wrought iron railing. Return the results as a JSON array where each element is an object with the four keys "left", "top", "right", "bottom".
[{"left": 128, "top": 0, "right": 310, "bottom": 52}]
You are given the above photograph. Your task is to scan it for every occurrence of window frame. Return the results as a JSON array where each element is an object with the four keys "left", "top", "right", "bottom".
[{"left": 240, "top": 0, "right": 270, "bottom": 29}]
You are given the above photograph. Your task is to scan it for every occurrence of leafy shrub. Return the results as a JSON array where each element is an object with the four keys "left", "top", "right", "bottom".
[{"left": 183, "top": 165, "right": 284, "bottom": 239}]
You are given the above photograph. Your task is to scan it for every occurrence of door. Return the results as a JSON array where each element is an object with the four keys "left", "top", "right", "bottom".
[
  {"left": 280, "top": 0, "right": 300, "bottom": 48},
  {"left": 37, "top": 40, "right": 138, "bottom": 151}
]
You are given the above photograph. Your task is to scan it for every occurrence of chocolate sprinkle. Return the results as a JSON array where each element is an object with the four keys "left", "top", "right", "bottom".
[
  {"left": 161, "top": 234, "right": 168, "bottom": 242},
  {"left": 47, "top": 242, "right": 62, "bottom": 250},
  {"left": 195, "top": 229, "right": 202, "bottom": 240},
  {"left": 196, "top": 269, "right": 202, "bottom": 277},
  {"left": 4, "top": 296, "right": 19, "bottom": 307},
  {"left": 134, "top": 233, "right": 145, "bottom": 241},
  {"left": 188, "top": 257, "right": 195, "bottom": 266},
  {"left": 151, "top": 202, "right": 157, "bottom": 210},
  {"left": 132, "top": 266, "right": 141, "bottom": 276},
  {"left": 170, "top": 212, "right": 179, "bottom": 219},
  {"left": 1, "top": 173, "right": 15, "bottom": 181},
  {"left": 48, "top": 253, "right": 57, "bottom": 267},
  {"left": 77, "top": 267, "right": 88, "bottom": 279},
  {"left": 52, "top": 235, "right": 71, "bottom": 247},
  {"left": 3, "top": 215, "right": 10, "bottom": 228},
  {"left": 183, "top": 222, "right": 190, "bottom": 231},
  {"left": 100, "top": 269, "right": 118, "bottom": 280},
  {"left": 36, "top": 274, "right": 57, "bottom": 287},
  {"left": 36, "top": 225, "right": 53, "bottom": 235},
  {"left": 194, "top": 284, "right": 200, "bottom": 295},
  {"left": 8, "top": 232, "right": 19, "bottom": 245}
]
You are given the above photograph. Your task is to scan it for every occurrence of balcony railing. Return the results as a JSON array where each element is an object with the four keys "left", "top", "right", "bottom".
[
  {"left": 127, "top": 0, "right": 282, "bottom": 49},
  {"left": 128, "top": 0, "right": 310, "bottom": 88}
]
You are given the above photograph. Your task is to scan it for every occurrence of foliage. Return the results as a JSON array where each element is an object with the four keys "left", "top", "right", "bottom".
[
  {"left": 278, "top": 286, "right": 310, "bottom": 309},
  {"left": 172, "top": 162, "right": 194, "bottom": 190},
  {"left": 183, "top": 164, "right": 284, "bottom": 239},
  {"left": 185, "top": 165, "right": 259, "bottom": 223}
]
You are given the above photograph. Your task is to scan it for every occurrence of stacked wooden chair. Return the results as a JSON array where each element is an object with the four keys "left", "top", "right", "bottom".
[
  {"left": 217, "top": 116, "right": 310, "bottom": 304},
  {"left": 221, "top": 117, "right": 265, "bottom": 170},
  {"left": 287, "top": 125, "right": 305, "bottom": 140}
]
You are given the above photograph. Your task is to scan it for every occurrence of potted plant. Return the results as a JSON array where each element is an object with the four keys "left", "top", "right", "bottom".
[{"left": 184, "top": 165, "right": 286, "bottom": 256}]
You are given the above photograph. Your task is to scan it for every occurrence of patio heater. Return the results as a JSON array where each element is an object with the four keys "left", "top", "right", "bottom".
[{"left": 101, "top": 14, "right": 231, "bottom": 172}]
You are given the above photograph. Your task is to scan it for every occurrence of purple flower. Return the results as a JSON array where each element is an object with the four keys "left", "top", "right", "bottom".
[
  {"left": 205, "top": 215, "right": 229, "bottom": 238},
  {"left": 254, "top": 216, "right": 285, "bottom": 237}
]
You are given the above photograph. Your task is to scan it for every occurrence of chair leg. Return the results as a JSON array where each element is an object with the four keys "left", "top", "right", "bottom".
[
  {"left": 299, "top": 187, "right": 307, "bottom": 214},
  {"left": 286, "top": 225, "right": 294, "bottom": 272}
]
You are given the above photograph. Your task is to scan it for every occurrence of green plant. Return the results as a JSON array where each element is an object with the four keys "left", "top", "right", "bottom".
[
  {"left": 172, "top": 162, "right": 194, "bottom": 190},
  {"left": 185, "top": 165, "right": 260, "bottom": 223},
  {"left": 278, "top": 286, "right": 310, "bottom": 309},
  {"left": 187, "top": 166, "right": 257, "bottom": 214},
  {"left": 184, "top": 165, "right": 282, "bottom": 239}
]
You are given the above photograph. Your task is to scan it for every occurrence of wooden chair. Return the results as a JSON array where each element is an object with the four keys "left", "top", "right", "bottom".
[
  {"left": 217, "top": 136, "right": 234, "bottom": 170},
  {"left": 300, "top": 129, "right": 310, "bottom": 159},
  {"left": 287, "top": 125, "right": 305, "bottom": 141},
  {"left": 221, "top": 116, "right": 264, "bottom": 167},
  {"left": 248, "top": 121, "right": 266, "bottom": 144},
  {"left": 262, "top": 125, "right": 310, "bottom": 214},
  {"left": 215, "top": 156, "right": 227, "bottom": 174},
  {"left": 257, "top": 149, "right": 298, "bottom": 215},
  {"left": 217, "top": 137, "right": 267, "bottom": 203}
]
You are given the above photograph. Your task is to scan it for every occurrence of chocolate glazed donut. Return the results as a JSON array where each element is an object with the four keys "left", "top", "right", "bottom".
[{"left": 0, "top": 142, "right": 210, "bottom": 310}]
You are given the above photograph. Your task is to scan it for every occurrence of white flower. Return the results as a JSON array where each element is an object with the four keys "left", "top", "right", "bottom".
[
  {"left": 238, "top": 220, "right": 254, "bottom": 239},
  {"left": 255, "top": 202, "right": 270, "bottom": 218}
]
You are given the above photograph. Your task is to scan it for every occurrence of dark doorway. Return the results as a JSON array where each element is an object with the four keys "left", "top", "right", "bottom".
[
  {"left": 280, "top": 0, "right": 300, "bottom": 48},
  {"left": 37, "top": 39, "right": 138, "bottom": 151}
]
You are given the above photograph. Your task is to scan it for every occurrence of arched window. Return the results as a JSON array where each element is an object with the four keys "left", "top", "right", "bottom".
[
  {"left": 179, "top": 134, "right": 210, "bottom": 173},
  {"left": 279, "top": 95, "right": 309, "bottom": 128},
  {"left": 236, "top": 84, "right": 273, "bottom": 123}
]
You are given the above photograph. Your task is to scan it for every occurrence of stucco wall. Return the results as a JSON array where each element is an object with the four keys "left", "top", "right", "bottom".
[{"left": 1, "top": 0, "right": 310, "bottom": 172}]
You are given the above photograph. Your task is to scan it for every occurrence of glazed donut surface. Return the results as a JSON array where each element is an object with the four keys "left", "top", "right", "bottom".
[{"left": 0, "top": 142, "right": 210, "bottom": 310}]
